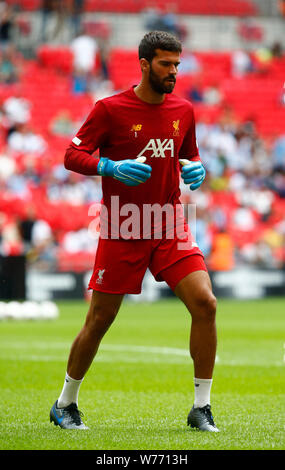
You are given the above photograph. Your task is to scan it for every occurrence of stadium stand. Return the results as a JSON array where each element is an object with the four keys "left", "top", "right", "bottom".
[
  {"left": 6, "top": 0, "right": 259, "bottom": 16},
  {"left": 0, "top": 1, "right": 284, "bottom": 276}
]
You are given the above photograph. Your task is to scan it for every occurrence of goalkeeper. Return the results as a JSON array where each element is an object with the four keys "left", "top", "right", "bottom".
[{"left": 50, "top": 31, "right": 218, "bottom": 433}]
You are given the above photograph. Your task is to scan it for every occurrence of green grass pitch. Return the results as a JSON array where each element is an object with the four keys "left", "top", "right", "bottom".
[{"left": 0, "top": 297, "right": 284, "bottom": 450}]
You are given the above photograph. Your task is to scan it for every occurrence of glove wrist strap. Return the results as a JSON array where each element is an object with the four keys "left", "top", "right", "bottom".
[{"left": 98, "top": 158, "right": 114, "bottom": 177}]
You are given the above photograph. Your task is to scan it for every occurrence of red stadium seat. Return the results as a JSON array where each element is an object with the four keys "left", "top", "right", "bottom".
[
  {"left": 6, "top": 0, "right": 41, "bottom": 10},
  {"left": 6, "top": 0, "right": 259, "bottom": 15},
  {"left": 37, "top": 46, "right": 74, "bottom": 74}
]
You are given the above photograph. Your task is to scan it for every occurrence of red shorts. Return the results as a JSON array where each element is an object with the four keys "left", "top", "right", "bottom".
[{"left": 88, "top": 234, "right": 207, "bottom": 294}]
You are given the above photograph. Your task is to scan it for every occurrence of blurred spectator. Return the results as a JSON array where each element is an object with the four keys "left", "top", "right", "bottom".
[
  {"left": 80, "top": 19, "right": 111, "bottom": 80},
  {"left": 143, "top": 5, "right": 187, "bottom": 41},
  {"left": 2, "top": 92, "right": 31, "bottom": 136},
  {"left": 8, "top": 123, "right": 47, "bottom": 155},
  {"left": 272, "top": 135, "right": 285, "bottom": 169},
  {"left": 70, "top": 28, "right": 98, "bottom": 93},
  {"left": 41, "top": 0, "right": 56, "bottom": 42},
  {"left": 237, "top": 186, "right": 274, "bottom": 221},
  {"left": 28, "top": 218, "right": 57, "bottom": 269},
  {"left": 195, "top": 209, "right": 212, "bottom": 258},
  {"left": 270, "top": 168, "right": 285, "bottom": 198},
  {"left": 6, "top": 167, "right": 31, "bottom": 199},
  {"left": 188, "top": 80, "right": 223, "bottom": 107},
  {"left": 203, "top": 83, "right": 223, "bottom": 106},
  {"left": 62, "top": 228, "right": 98, "bottom": 253},
  {"left": 271, "top": 41, "right": 283, "bottom": 58},
  {"left": 187, "top": 77, "right": 204, "bottom": 103},
  {"left": 0, "top": 44, "right": 19, "bottom": 84},
  {"left": 50, "top": 110, "right": 77, "bottom": 136},
  {"left": 219, "top": 104, "right": 238, "bottom": 134},
  {"left": 41, "top": 0, "right": 71, "bottom": 42},
  {"left": 143, "top": 5, "right": 161, "bottom": 29},
  {"left": 68, "top": 0, "right": 85, "bottom": 37},
  {"left": 160, "top": 7, "right": 187, "bottom": 42},
  {"left": 47, "top": 171, "right": 102, "bottom": 205},
  {"left": 71, "top": 29, "right": 98, "bottom": 74},
  {"left": 240, "top": 239, "right": 280, "bottom": 268},
  {"left": 208, "top": 230, "right": 235, "bottom": 271},
  {"left": 206, "top": 121, "right": 239, "bottom": 171},
  {"left": 0, "top": 1, "right": 14, "bottom": 49},
  {"left": 47, "top": 173, "right": 86, "bottom": 205},
  {"left": 31, "top": 219, "right": 52, "bottom": 248},
  {"left": 263, "top": 226, "right": 284, "bottom": 256},
  {"left": 97, "top": 40, "right": 110, "bottom": 81},
  {"left": 179, "top": 52, "right": 201, "bottom": 75},
  {"left": 0, "top": 213, "right": 23, "bottom": 256},
  {"left": 72, "top": 68, "right": 89, "bottom": 94},
  {"left": 254, "top": 46, "right": 273, "bottom": 74},
  {"left": 231, "top": 49, "right": 254, "bottom": 78},
  {"left": 0, "top": 146, "right": 15, "bottom": 181},
  {"left": 233, "top": 205, "right": 256, "bottom": 232},
  {"left": 89, "top": 78, "right": 114, "bottom": 101},
  {"left": 19, "top": 205, "right": 36, "bottom": 250}
]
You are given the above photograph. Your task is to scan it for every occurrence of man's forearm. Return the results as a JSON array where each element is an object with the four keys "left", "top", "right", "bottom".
[{"left": 64, "top": 145, "right": 99, "bottom": 176}]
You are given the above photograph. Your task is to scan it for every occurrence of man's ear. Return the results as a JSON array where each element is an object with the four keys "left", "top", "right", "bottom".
[{"left": 139, "top": 58, "right": 150, "bottom": 73}]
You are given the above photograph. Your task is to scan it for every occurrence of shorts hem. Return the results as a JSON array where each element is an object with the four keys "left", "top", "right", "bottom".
[
  {"left": 155, "top": 253, "right": 207, "bottom": 292},
  {"left": 152, "top": 252, "right": 204, "bottom": 281},
  {"left": 88, "top": 285, "right": 142, "bottom": 295}
]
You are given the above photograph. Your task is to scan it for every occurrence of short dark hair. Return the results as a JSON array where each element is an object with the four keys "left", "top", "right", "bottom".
[{"left": 138, "top": 31, "right": 182, "bottom": 62}]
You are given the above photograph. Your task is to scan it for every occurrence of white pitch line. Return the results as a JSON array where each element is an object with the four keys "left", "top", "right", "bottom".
[
  {"left": 102, "top": 344, "right": 189, "bottom": 356},
  {"left": 0, "top": 341, "right": 189, "bottom": 356},
  {"left": 0, "top": 341, "right": 283, "bottom": 366},
  {"left": 0, "top": 352, "right": 283, "bottom": 367},
  {"left": 0, "top": 341, "right": 200, "bottom": 364}
]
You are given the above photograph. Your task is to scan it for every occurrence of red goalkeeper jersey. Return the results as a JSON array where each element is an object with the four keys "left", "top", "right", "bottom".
[{"left": 65, "top": 86, "right": 201, "bottom": 239}]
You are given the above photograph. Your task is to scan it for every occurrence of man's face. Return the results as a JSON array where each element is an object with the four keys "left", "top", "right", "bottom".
[{"left": 148, "top": 49, "right": 181, "bottom": 94}]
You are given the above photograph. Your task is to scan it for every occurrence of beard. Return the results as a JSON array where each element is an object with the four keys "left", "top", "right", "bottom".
[{"left": 149, "top": 65, "right": 176, "bottom": 94}]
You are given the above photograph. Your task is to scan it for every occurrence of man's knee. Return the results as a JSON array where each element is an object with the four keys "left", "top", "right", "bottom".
[
  {"left": 86, "top": 299, "right": 120, "bottom": 335},
  {"left": 192, "top": 290, "right": 217, "bottom": 322}
]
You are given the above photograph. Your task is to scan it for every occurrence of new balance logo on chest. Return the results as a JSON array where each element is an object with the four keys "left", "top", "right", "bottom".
[{"left": 136, "top": 138, "right": 174, "bottom": 159}]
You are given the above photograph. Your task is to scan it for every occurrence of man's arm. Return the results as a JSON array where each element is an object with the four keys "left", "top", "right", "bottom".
[
  {"left": 64, "top": 145, "right": 152, "bottom": 185},
  {"left": 65, "top": 100, "right": 151, "bottom": 185},
  {"left": 64, "top": 100, "right": 109, "bottom": 176},
  {"left": 64, "top": 145, "right": 99, "bottom": 176}
]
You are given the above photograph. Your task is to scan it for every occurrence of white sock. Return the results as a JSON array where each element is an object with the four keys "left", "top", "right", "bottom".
[
  {"left": 194, "top": 377, "right": 212, "bottom": 408},
  {"left": 57, "top": 373, "right": 83, "bottom": 408}
]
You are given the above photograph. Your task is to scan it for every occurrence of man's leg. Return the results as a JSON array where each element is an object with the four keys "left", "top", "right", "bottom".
[
  {"left": 174, "top": 270, "right": 217, "bottom": 380},
  {"left": 50, "top": 290, "right": 124, "bottom": 429},
  {"left": 158, "top": 256, "right": 219, "bottom": 431},
  {"left": 174, "top": 269, "right": 219, "bottom": 431},
  {"left": 66, "top": 290, "right": 124, "bottom": 380}
]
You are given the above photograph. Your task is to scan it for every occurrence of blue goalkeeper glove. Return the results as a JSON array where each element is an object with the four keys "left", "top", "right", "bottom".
[
  {"left": 179, "top": 159, "right": 206, "bottom": 191},
  {"left": 97, "top": 156, "right": 152, "bottom": 186}
]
